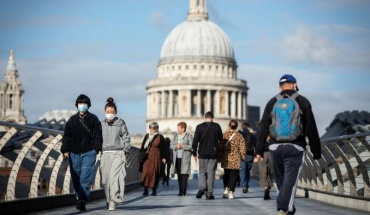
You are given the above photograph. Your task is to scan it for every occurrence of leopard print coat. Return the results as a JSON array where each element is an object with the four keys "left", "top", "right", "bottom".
[{"left": 220, "top": 129, "right": 246, "bottom": 170}]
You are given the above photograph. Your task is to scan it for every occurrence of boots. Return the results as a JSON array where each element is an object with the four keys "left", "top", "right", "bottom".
[
  {"left": 264, "top": 188, "right": 271, "bottom": 200},
  {"left": 143, "top": 187, "right": 148, "bottom": 196},
  {"left": 151, "top": 188, "right": 157, "bottom": 196},
  {"left": 178, "top": 189, "right": 183, "bottom": 196}
]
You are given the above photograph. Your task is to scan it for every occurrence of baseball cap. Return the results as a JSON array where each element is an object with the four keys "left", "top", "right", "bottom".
[{"left": 279, "top": 74, "right": 299, "bottom": 91}]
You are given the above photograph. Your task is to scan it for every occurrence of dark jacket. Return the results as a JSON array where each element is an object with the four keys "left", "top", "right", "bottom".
[
  {"left": 192, "top": 121, "right": 223, "bottom": 159},
  {"left": 61, "top": 111, "right": 103, "bottom": 154},
  {"left": 139, "top": 133, "right": 168, "bottom": 160},
  {"left": 255, "top": 90, "right": 321, "bottom": 160}
]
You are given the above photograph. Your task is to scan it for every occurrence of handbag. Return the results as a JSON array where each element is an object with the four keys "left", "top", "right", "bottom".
[{"left": 137, "top": 134, "right": 158, "bottom": 164}]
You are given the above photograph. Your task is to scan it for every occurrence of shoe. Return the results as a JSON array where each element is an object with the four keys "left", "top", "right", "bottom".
[
  {"left": 143, "top": 187, "right": 149, "bottom": 196},
  {"left": 263, "top": 189, "right": 271, "bottom": 200},
  {"left": 108, "top": 201, "right": 116, "bottom": 211},
  {"left": 178, "top": 189, "right": 183, "bottom": 196},
  {"left": 223, "top": 188, "right": 229, "bottom": 198},
  {"left": 183, "top": 189, "right": 187, "bottom": 196},
  {"left": 196, "top": 189, "right": 205, "bottom": 199},
  {"left": 277, "top": 210, "right": 287, "bottom": 215},
  {"left": 242, "top": 186, "right": 248, "bottom": 193},
  {"left": 206, "top": 195, "right": 215, "bottom": 200},
  {"left": 76, "top": 201, "right": 86, "bottom": 211},
  {"left": 287, "top": 205, "right": 296, "bottom": 215},
  {"left": 228, "top": 191, "right": 234, "bottom": 199},
  {"left": 162, "top": 180, "right": 165, "bottom": 185},
  {"left": 151, "top": 188, "right": 157, "bottom": 196}
]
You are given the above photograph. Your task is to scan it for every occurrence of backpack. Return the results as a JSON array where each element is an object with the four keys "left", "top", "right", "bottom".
[{"left": 269, "top": 92, "right": 302, "bottom": 142}]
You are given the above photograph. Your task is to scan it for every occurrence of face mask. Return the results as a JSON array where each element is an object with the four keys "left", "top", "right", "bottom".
[
  {"left": 105, "top": 113, "right": 115, "bottom": 121},
  {"left": 77, "top": 104, "right": 88, "bottom": 113}
]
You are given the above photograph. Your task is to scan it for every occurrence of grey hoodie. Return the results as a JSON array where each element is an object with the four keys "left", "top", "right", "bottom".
[{"left": 101, "top": 118, "right": 131, "bottom": 153}]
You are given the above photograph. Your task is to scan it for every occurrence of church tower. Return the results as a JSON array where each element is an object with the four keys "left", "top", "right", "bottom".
[
  {"left": 0, "top": 50, "right": 27, "bottom": 124},
  {"left": 146, "top": 0, "right": 248, "bottom": 133}
]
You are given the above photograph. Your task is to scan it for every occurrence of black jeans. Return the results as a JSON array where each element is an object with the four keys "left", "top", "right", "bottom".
[
  {"left": 223, "top": 169, "right": 239, "bottom": 192},
  {"left": 176, "top": 158, "right": 189, "bottom": 191}
]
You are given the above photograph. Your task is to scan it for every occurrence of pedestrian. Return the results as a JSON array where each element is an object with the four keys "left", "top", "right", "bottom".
[
  {"left": 100, "top": 97, "right": 131, "bottom": 211},
  {"left": 161, "top": 137, "right": 173, "bottom": 186},
  {"left": 61, "top": 94, "right": 103, "bottom": 211},
  {"left": 192, "top": 111, "right": 223, "bottom": 200},
  {"left": 239, "top": 122, "right": 256, "bottom": 193},
  {"left": 254, "top": 74, "right": 321, "bottom": 215},
  {"left": 171, "top": 122, "right": 193, "bottom": 196},
  {"left": 257, "top": 134, "right": 273, "bottom": 200},
  {"left": 139, "top": 122, "right": 167, "bottom": 196},
  {"left": 220, "top": 120, "right": 246, "bottom": 199}
]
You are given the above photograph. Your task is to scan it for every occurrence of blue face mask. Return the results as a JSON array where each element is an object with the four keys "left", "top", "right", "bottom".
[{"left": 77, "top": 104, "right": 88, "bottom": 113}]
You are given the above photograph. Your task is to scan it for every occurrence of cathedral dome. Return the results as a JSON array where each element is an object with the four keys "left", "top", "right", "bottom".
[{"left": 160, "top": 20, "right": 234, "bottom": 61}]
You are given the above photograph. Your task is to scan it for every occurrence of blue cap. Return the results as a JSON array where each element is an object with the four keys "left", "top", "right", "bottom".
[{"left": 279, "top": 74, "right": 299, "bottom": 91}]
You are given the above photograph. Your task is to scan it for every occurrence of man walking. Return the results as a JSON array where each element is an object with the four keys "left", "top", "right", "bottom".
[
  {"left": 254, "top": 74, "right": 321, "bottom": 215},
  {"left": 239, "top": 122, "right": 255, "bottom": 193},
  {"left": 61, "top": 94, "right": 103, "bottom": 211},
  {"left": 192, "top": 111, "right": 223, "bottom": 200}
]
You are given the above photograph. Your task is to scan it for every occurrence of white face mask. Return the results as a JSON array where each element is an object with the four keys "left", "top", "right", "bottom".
[{"left": 105, "top": 113, "right": 115, "bottom": 121}]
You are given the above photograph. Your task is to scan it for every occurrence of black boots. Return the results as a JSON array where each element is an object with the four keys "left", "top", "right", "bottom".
[
  {"left": 264, "top": 189, "right": 271, "bottom": 200},
  {"left": 151, "top": 188, "right": 157, "bottom": 196},
  {"left": 143, "top": 187, "right": 149, "bottom": 196}
]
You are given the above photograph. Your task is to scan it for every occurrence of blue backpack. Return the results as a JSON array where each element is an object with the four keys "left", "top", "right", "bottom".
[{"left": 269, "top": 92, "right": 302, "bottom": 142}]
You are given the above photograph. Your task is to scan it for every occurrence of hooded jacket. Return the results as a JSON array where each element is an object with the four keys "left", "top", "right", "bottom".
[{"left": 101, "top": 118, "right": 131, "bottom": 153}]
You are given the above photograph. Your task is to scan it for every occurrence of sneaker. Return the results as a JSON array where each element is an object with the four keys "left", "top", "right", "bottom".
[
  {"left": 242, "top": 186, "right": 248, "bottom": 193},
  {"left": 264, "top": 189, "right": 271, "bottom": 200},
  {"left": 287, "top": 205, "right": 296, "bottom": 215},
  {"left": 108, "top": 201, "right": 116, "bottom": 211},
  {"left": 223, "top": 188, "right": 229, "bottom": 198},
  {"left": 196, "top": 189, "right": 205, "bottom": 199},
  {"left": 228, "top": 191, "right": 234, "bottom": 199},
  {"left": 76, "top": 201, "right": 86, "bottom": 211},
  {"left": 277, "top": 210, "right": 287, "bottom": 215},
  {"left": 206, "top": 195, "right": 215, "bottom": 200}
]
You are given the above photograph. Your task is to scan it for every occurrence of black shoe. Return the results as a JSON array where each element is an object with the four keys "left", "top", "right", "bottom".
[
  {"left": 183, "top": 189, "right": 186, "bottom": 196},
  {"left": 263, "top": 189, "right": 271, "bottom": 200},
  {"left": 242, "top": 186, "right": 248, "bottom": 193},
  {"left": 166, "top": 180, "right": 169, "bottom": 186},
  {"left": 143, "top": 187, "right": 149, "bottom": 196},
  {"left": 76, "top": 201, "right": 86, "bottom": 211},
  {"left": 162, "top": 180, "right": 165, "bottom": 185},
  {"left": 151, "top": 188, "right": 157, "bottom": 196},
  {"left": 196, "top": 189, "right": 205, "bottom": 199},
  {"left": 287, "top": 205, "right": 296, "bottom": 215},
  {"left": 178, "top": 189, "right": 183, "bottom": 196},
  {"left": 206, "top": 195, "right": 215, "bottom": 200}
]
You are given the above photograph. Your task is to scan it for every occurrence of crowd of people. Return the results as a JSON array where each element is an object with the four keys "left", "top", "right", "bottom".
[{"left": 60, "top": 74, "right": 321, "bottom": 215}]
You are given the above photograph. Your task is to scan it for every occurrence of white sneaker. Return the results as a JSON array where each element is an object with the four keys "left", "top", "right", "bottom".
[
  {"left": 223, "top": 188, "right": 229, "bottom": 198},
  {"left": 108, "top": 201, "right": 116, "bottom": 211},
  {"left": 228, "top": 191, "right": 234, "bottom": 199}
]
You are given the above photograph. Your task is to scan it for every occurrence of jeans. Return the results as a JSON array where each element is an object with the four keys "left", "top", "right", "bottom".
[
  {"left": 69, "top": 150, "right": 97, "bottom": 203},
  {"left": 239, "top": 155, "right": 254, "bottom": 188}
]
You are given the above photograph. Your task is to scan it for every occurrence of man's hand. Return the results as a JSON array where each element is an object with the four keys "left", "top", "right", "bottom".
[
  {"left": 253, "top": 154, "right": 263, "bottom": 162},
  {"left": 63, "top": 152, "right": 69, "bottom": 161}
]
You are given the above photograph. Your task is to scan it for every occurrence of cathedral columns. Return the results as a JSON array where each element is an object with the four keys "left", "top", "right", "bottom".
[
  {"left": 238, "top": 91, "right": 242, "bottom": 119},
  {"left": 231, "top": 91, "right": 236, "bottom": 118},
  {"left": 168, "top": 90, "right": 173, "bottom": 117},
  {"left": 197, "top": 90, "right": 201, "bottom": 117},
  {"left": 206, "top": 90, "right": 211, "bottom": 112}
]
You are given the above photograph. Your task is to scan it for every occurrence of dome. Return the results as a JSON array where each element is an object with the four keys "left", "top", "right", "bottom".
[{"left": 159, "top": 20, "right": 235, "bottom": 61}]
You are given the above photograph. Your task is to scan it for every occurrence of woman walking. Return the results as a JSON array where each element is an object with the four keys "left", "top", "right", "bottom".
[
  {"left": 100, "top": 97, "right": 131, "bottom": 211},
  {"left": 171, "top": 122, "right": 193, "bottom": 196},
  {"left": 220, "top": 120, "right": 246, "bottom": 199},
  {"left": 139, "top": 122, "right": 167, "bottom": 196}
]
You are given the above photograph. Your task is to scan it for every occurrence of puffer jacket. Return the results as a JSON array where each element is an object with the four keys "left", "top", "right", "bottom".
[
  {"left": 220, "top": 129, "right": 246, "bottom": 170},
  {"left": 101, "top": 118, "right": 131, "bottom": 153}
]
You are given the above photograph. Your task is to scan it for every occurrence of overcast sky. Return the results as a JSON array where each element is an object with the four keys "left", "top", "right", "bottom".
[{"left": 0, "top": 0, "right": 369, "bottom": 136}]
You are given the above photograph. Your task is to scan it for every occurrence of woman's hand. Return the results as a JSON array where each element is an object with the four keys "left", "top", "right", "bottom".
[{"left": 162, "top": 158, "right": 166, "bottom": 163}]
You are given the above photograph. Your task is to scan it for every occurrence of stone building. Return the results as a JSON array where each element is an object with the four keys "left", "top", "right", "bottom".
[
  {"left": 0, "top": 50, "right": 27, "bottom": 124},
  {"left": 146, "top": 0, "right": 248, "bottom": 133}
]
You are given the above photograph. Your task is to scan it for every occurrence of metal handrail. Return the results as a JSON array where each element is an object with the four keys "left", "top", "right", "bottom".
[
  {"left": 299, "top": 132, "right": 370, "bottom": 200},
  {"left": 0, "top": 120, "right": 141, "bottom": 201}
]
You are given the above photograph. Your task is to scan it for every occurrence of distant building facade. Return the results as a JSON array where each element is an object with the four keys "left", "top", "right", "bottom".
[
  {"left": 146, "top": 0, "right": 249, "bottom": 133},
  {"left": 0, "top": 50, "right": 27, "bottom": 124}
]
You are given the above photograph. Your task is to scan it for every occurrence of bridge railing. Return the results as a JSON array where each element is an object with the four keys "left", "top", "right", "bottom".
[
  {"left": 0, "top": 121, "right": 141, "bottom": 202},
  {"left": 299, "top": 131, "right": 370, "bottom": 208}
]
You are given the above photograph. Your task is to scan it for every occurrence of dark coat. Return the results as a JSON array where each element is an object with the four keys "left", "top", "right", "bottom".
[{"left": 61, "top": 111, "right": 103, "bottom": 154}]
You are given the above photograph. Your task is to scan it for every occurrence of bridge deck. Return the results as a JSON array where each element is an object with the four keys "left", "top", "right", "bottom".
[{"left": 32, "top": 179, "right": 366, "bottom": 215}]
